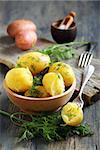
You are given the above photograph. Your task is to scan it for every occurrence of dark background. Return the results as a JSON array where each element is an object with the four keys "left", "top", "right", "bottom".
[{"left": 0, "top": 1, "right": 100, "bottom": 57}]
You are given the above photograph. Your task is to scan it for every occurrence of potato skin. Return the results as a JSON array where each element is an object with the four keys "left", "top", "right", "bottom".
[
  {"left": 15, "top": 30, "right": 37, "bottom": 50},
  {"left": 7, "top": 19, "right": 37, "bottom": 38}
]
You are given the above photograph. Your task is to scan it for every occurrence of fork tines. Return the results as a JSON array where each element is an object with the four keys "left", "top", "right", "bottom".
[{"left": 78, "top": 52, "right": 93, "bottom": 68}]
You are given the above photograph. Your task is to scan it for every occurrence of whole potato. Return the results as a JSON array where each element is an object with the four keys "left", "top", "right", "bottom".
[
  {"left": 42, "top": 72, "right": 65, "bottom": 96},
  {"left": 5, "top": 68, "right": 33, "bottom": 92},
  {"left": 49, "top": 62, "right": 75, "bottom": 86},
  {"left": 17, "top": 52, "right": 51, "bottom": 75},
  {"left": 7, "top": 19, "right": 37, "bottom": 38},
  {"left": 15, "top": 30, "right": 37, "bottom": 50}
]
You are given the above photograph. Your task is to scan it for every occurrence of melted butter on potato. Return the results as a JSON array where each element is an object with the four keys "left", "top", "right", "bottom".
[
  {"left": 42, "top": 72, "right": 65, "bottom": 96},
  {"left": 5, "top": 68, "right": 33, "bottom": 92},
  {"left": 49, "top": 62, "right": 75, "bottom": 86},
  {"left": 16, "top": 52, "right": 51, "bottom": 75}
]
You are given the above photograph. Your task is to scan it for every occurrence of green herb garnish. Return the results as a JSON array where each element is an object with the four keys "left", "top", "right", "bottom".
[
  {"left": 16, "top": 63, "right": 22, "bottom": 68},
  {"left": 0, "top": 110, "right": 93, "bottom": 143},
  {"left": 33, "top": 76, "right": 42, "bottom": 86},
  {"left": 33, "top": 67, "right": 49, "bottom": 86},
  {"left": 39, "top": 42, "right": 89, "bottom": 63}
]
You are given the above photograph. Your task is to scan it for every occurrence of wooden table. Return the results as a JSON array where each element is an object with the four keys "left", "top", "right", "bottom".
[{"left": 0, "top": 36, "right": 100, "bottom": 150}]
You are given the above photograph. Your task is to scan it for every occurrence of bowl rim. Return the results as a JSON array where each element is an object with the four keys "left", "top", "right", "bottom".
[
  {"left": 51, "top": 19, "right": 77, "bottom": 31},
  {"left": 3, "top": 79, "right": 76, "bottom": 101}
]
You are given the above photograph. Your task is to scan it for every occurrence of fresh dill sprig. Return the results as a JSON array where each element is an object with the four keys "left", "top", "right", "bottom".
[
  {"left": 33, "top": 76, "right": 42, "bottom": 86},
  {"left": 0, "top": 110, "right": 93, "bottom": 143},
  {"left": 38, "top": 42, "right": 89, "bottom": 63},
  {"left": 33, "top": 67, "right": 49, "bottom": 86}
]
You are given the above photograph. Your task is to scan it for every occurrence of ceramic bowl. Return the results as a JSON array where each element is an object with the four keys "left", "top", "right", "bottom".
[
  {"left": 3, "top": 79, "right": 76, "bottom": 114},
  {"left": 51, "top": 19, "right": 77, "bottom": 43}
]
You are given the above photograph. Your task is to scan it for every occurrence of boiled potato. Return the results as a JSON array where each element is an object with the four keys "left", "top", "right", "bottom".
[
  {"left": 15, "top": 30, "right": 37, "bottom": 50},
  {"left": 7, "top": 19, "right": 36, "bottom": 38},
  {"left": 25, "top": 86, "right": 49, "bottom": 98},
  {"left": 17, "top": 52, "right": 51, "bottom": 75},
  {"left": 49, "top": 62, "right": 75, "bottom": 86},
  {"left": 61, "top": 102, "right": 83, "bottom": 126},
  {"left": 5, "top": 68, "right": 33, "bottom": 92},
  {"left": 42, "top": 72, "right": 65, "bottom": 96}
]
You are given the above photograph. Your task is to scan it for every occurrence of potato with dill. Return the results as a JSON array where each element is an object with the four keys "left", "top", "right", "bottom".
[
  {"left": 16, "top": 52, "right": 51, "bottom": 75},
  {"left": 42, "top": 72, "right": 65, "bottom": 96},
  {"left": 49, "top": 62, "right": 75, "bottom": 86},
  {"left": 61, "top": 102, "right": 83, "bottom": 126},
  {"left": 25, "top": 86, "right": 50, "bottom": 98},
  {"left": 5, "top": 68, "right": 33, "bottom": 92}
]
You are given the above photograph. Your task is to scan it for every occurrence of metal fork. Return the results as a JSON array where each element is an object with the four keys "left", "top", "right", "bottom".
[
  {"left": 73, "top": 65, "right": 95, "bottom": 108},
  {"left": 78, "top": 43, "right": 96, "bottom": 68}
]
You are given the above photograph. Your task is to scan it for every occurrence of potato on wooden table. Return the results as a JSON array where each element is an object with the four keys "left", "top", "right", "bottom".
[
  {"left": 15, "top": 30, "right": 37, "bottom": 50},
  {"left": 7, "top": 19, "right": 37, "bottom": 38}
]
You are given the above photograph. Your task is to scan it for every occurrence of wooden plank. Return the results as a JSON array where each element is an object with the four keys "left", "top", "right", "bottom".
[
  {"left": 36, "top": 137, "right": 75, "bottom": 150},
  {"left": 74, "top": 101, "right": 100, "bottom": 150}
]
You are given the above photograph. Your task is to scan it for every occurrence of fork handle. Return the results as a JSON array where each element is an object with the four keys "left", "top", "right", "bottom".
[
  {"left": 87, "top": 42, "right": 97, "bottom": 53},
  {"left": 79, "top": 65, "right": 95, "bottom": 96}
]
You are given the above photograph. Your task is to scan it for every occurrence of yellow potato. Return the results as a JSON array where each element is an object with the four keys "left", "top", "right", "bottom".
[
  {"left": 42, "top": 72, "right": 65, "bottom": 96},
  {"left": 16, "top": 52, "right": 51, "bottom": 75},
  {"left": 61, "top": 102, "right": 83, "bottom": 126},
  {"left": 49, "top": 62, "right": 75, "bottom": 86},
  {"left": 25, "top": 86, "right": 50, "bottom": 98},
  {"left": 5, "top": 68, "right": 33, "bottom": 92}
]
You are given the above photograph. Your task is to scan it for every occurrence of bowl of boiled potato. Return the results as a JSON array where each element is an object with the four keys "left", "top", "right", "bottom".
[{"left": 3, "top": 51, "right": 76, "bottom": 113}]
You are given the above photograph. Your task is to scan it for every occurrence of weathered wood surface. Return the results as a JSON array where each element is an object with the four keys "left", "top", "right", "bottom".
[{"left": 0, "top": 37, "right": 100, "bottom": 150}]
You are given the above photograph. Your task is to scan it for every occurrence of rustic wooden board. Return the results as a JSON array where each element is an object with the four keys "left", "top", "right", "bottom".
[
  {"left": 0, "top": 36, "right": 100, "bottom": 150},
  {"left": 0, "top": 35, "right": 100, "bottom": 105}
]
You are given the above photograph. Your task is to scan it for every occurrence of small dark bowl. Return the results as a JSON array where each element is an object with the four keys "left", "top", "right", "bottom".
[{"left": 51, "top": 19, "right": 77, "bottom": 43}]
